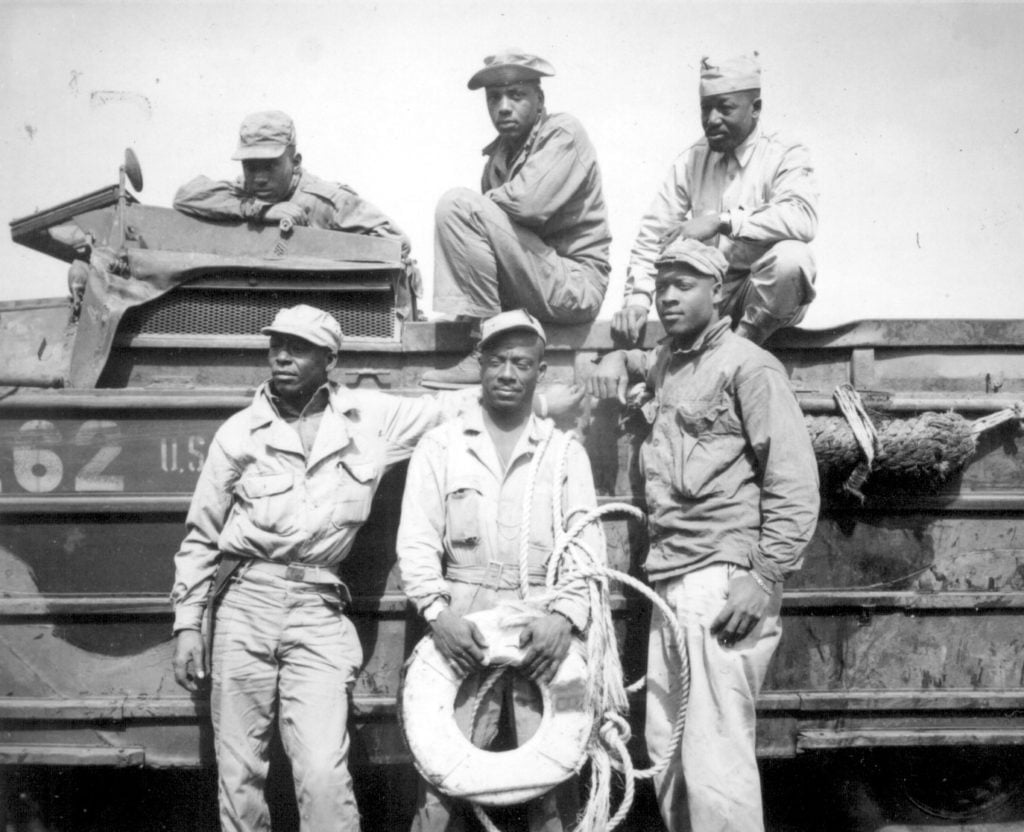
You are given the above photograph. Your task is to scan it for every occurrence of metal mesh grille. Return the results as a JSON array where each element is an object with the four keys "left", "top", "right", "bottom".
[{"left": 119, "top": 285, "right": 397, "bottom": 340}]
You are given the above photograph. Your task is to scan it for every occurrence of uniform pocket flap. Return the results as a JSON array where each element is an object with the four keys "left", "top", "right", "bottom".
[
  {"left": 341, "top": 460, "right": 376, "bottom": 484},
  {"left": 236, "top": 472, "right": 294, "bottom": 500}
]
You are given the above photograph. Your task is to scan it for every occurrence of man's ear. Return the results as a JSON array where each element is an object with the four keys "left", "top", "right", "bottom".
[
  {"left": 325, "top": 350, "right": 338, "bottom": 373},
  {"left": 537, "top": 360, "right": 548, "bottom": 383}
]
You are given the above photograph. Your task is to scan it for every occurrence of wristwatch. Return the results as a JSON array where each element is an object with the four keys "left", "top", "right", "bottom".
[
  {"left": 718, "top": 211, "right": 733, "bottom": 235},
  {"left": 423, "top": 598, "right": 449, "bottom": 624}
]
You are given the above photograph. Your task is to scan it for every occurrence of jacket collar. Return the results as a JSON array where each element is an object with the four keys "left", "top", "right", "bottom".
[
  {"left": 461, "top": 401, "right": 552, "bottom": 476},
  {"left": 664, "top": 316, "right": 732, "bottom": 356}
]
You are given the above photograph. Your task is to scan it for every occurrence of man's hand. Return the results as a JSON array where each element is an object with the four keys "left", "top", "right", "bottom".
[
  {"left": 519, "top": 613, "right": 573, "bottom": 683},
  {"left": 431, "top": 609, "right": 488, "bottom": 676},
  {"left": 172, "top": 629, "right": 208, "bottom": 692},
  {"left": 709, "top": 572, "right": 773, "bottom": 646},
  {"left": 542, "top": 383, "right": 586, "bottom": 417},
  {"left": 674, "top": 213, "right": 725, "bottom": 243},
  {"left": 611, "top": 305, "right": 649, "bottom": 345},
  {"left": 264, "top": 202, "right": 309, "bottom": 227},
  {"left": 586, "top": 351, "right": 631, "bottom": 404}
]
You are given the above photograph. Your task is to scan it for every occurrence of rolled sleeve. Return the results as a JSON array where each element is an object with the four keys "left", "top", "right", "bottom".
[
  {"left": 170, "top": 433, "right": 240, "bottom": 632},
  {"left": 736, "top": 365, "right": 820, "bottom": 584},
  {"left": 173, "top": 175, "right": 264, "bottom": 221},
  {"left": 396, "top": 435, "right": 451, "bottom": 611}
]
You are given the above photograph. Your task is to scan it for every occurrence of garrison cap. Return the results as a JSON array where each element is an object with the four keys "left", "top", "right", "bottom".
[
  {"left": 261, "top": 305, "right": 343, "bottom": 352},
  {"left": 479, "top": 309, "right": 547, "bottom": 349},
  {"left": 468, "top": 50, "right": 555, "bottom": 90},
  {"left": 699, "top": 53, "right": 761, "bottom": 98},
  {"left": 656, "top": 238, "right": 729, "bottom": 283},
  {"left": 232, "top": 110, "right": 297, "bottom": 160}
]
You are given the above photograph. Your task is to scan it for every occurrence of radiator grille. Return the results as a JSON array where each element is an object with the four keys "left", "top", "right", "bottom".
[{"left": 119, "top": 285, "right": 398, "bottom": 341}]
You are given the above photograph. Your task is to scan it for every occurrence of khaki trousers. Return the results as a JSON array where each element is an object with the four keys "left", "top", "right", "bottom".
[
  {"left": 721, "top": 240, "right": 816, "bottom": 342},
  {"left": 433, "top": 187, "right": 604, "bottom": 324},
  {"left": 211, "top": 568, "right": 363, "bottom": 832},
  {"left": 645, "top": 564, "right": 782, "bottom": 832}
]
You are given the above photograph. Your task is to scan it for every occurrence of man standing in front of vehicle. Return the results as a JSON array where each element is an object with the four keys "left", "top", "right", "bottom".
[
  {"left": 613, "top": 53, "right": 818, "bottom": 346},
  {"left": 589, "top": 238, "right": 819, "bottom": 831},
  {"left": 169, "top": 304, "right": 581, "bottom": 832}
]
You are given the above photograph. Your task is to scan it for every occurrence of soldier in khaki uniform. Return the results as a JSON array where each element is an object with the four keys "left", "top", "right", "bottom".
[{"left": 174, "top": 110, "right": 422, "bottom": 319}]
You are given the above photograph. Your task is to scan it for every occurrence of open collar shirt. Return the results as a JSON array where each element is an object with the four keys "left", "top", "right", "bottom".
[
  {"left": 482, "top": 111, "right": 611, "bottom": 278},
  {"left": 624, "top": 317, "right": 819, "bottom": 586},
  {"left": 171, "top": 381, "right": 475, "bottom": 631},
  {"left": 624, "top": 123, "right": 819, "bottom": 309},
  {"left": 397, "top": 404, "right": 602, "bottom": 632}
]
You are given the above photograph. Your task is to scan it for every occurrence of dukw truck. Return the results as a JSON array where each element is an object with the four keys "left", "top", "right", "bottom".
[{"left": 1, "top": 154, "right": 1022, "bottom": 830}]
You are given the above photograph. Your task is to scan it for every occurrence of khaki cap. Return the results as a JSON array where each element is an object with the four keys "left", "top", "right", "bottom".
[
  {"left": 261, "top": 305, "right": 343, "bottom": 351},
  {"left": 656, "top": 238, "right": 729, "bottom": 283},
  {"left": 232, "top": 110, "right": 296, "bottom": 161},
  {"left": 479, "top": 309, "right": 547, "bottom": 349},
  {"left": 699, "top": 53, "right": 761, "bottom": 98},
  {"left": 468, "top": 50, "right": 555, "bottom": 90}
]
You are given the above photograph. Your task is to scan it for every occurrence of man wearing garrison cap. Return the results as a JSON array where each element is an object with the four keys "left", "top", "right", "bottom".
[
  {"left": 173, "top": 110, "right": 423, "bottom": 320},
  {"left": 590, "top": 239, "right": 819, "bottom": 831},
  {"left": 613, "top": 52, "right": 819, "bottom": 347},
  {"left": 422, "top": 50, "right": 611, "bottom": 387}
]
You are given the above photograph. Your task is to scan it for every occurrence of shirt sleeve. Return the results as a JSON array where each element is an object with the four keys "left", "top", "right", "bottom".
[
  {"left": 169, "top": 431, "right": 242, "bottom": 632},
  {"left": 735, "top": 363, "right": 820, "bottom": 585},
  {"left": 173, "top": 175, "right": 266, "bottom": 221},
  {"left": 486, "top": 126, "right": 588, "bottom": 229},
  {"left": 730, "top": 141, "right": 819, "bottom": 244},
  {"left": 378, "top": 388, "right": 478, "bottom": 468},
  {"left": 549, "top": 438, "right": 605, "bottom": 632},
  {"left": 623, "top": 155, "right": 694, "bottom": 310},
  {"left": 329, "top": 190, "right": 413, "bottom": 261},
  {"left": 395, "top": 434, "right": 451, "bottom": 612}
]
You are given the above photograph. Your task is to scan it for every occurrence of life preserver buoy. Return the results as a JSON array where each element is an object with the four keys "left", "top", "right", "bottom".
[{"left": 400, "top": 604, "right": 594, "bottom": 807}]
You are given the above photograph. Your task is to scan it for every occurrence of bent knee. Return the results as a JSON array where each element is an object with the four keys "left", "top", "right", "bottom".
[
  {"left": 435, "top": 187, "right": 487, "bottom": 224},
  {"left": 764, "top": 240, "right": 816, "bottom": 278}
]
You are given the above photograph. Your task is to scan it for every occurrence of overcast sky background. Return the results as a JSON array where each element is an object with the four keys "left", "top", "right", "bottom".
[{"left": 1, "top": 0, "right": 1022, "bottom": 327}]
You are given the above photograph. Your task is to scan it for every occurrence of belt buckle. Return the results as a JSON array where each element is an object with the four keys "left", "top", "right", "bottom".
[{"left": 285, "top": 565, "right": 305, "bottom": 582}]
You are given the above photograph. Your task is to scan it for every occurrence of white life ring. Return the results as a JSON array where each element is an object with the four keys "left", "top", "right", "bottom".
[{"left": 400, "top": 604, "right": 594, "bottom": 807}]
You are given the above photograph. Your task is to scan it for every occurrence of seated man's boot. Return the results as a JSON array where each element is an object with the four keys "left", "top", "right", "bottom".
[
  {"left": 420, "top": 317, "right": 482, "bottom": 389},
  {"left": 420, "top": 348, "right": 482, "bottom": 388}
]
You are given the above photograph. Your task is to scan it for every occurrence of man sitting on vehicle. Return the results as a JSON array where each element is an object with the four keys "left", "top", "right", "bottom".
[
  {"left": 170, "top": 304, "right": 582, "bottom": 832},
  {"left": 421, "top": 51, "right": 611, "bottom": 388},
  {"left": 613, "top": 53, "right": 819, "bottom": 346},
  {"left": 174, "top": 110, "right": 422, "bottom": 319},
  {"left": 398, "top": 309, "right": 604, "bottom": 830}
]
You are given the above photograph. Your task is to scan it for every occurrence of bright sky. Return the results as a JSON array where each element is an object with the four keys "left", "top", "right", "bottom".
[{"left": 2, "top": 0, "right": 1023, "bottom": 326}]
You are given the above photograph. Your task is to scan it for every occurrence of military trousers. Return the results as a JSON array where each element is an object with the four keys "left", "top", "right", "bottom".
[
  {"left": 211, "top": 566, "right": 363, "bottom": 832},
  {"left": 721, "top": 240, "right": 816, "bottom": 343},
  {"left": 433, "top": 187, "right": 604, "bottom": 324},
  {"left": 645, "top": 563, "right": 783, "bottom": 832}
]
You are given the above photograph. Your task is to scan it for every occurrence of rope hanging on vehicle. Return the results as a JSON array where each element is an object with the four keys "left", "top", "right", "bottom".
[
  {"left": 468, "top": 429, "right": 690, "bottom": 832},
  {"left": 805, "top": 396, "right": 1021, "bottom": 494}
]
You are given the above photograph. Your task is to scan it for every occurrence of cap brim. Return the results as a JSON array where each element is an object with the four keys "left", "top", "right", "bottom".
[
  {"left": 468, "top": 66, "right": 550, "bottom": 91},
  {"left": 260, "top": 326, "right": 338, "bottom": 350},
  {"left": 231, "top": 144, "right": 289, "bottom": 161}
]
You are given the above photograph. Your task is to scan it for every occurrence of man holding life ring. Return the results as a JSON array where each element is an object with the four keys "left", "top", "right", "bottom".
[{"left": 398, "top": 309, "right": 605, "bottom": 831}]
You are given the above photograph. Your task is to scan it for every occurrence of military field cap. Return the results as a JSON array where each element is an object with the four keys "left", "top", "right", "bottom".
[
  {"left": 479, "top": 309, "right": 547, "bottom": 349},
  {"left": 699, "top": 52, "right": 761, "bottom": 98},
  {"left": 468, "top": 50, "right": 555, "bottom": 90},
  {"left": 656, "top": 238, "right": 729, "bottom": 283},
  {"left": 232, "top": 110, "right": 297, "bottom": 160},
  {"left": 261, "top": 304, "right": 343, "bottom": 351}
]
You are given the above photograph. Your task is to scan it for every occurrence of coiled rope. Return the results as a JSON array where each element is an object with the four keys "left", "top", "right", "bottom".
[{"left": 469, "top": 428, "right": 689, "bottom": 832}]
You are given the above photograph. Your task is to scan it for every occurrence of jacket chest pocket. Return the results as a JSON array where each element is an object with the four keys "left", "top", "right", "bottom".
[
  {"left": 445, "top": 479, "right": 482, "bottom": 548},
  {"left": 236, "top": 472, "right": 297, "bottom": 534},
  {"left": 674, "top": 396, "right": 743, "bottom": 498},
  {"left": 331, "top": 459, "right": 377, "bottom": 529}
]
